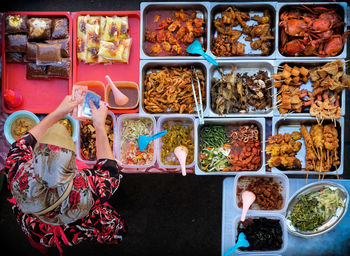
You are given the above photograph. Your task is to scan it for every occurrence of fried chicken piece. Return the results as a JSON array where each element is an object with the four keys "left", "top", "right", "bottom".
[{"left": 150, "top": 43, "right": 162, "bottom": 54}]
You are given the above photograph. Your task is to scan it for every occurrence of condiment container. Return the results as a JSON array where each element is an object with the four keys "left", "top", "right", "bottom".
[
  {"left": 232, "top": 212, "right": 288, "bottom": 255},
  {"left": 115, "top": 113, "right": 156, "bottom": 169},
  {"left": 233, "top": 172, "right": 289, "bottom": 214},
  {"left": 74, "top": 80, "right": 139, "bottom": 110},
  {"left": 75, "top": 110, "right": 116, "bottom": 165},
  {"left": 105, "top": 81, "right": 139, "bottom": 110},
  {"left": 156, "top": 115, "right": 196, "bottom": 169}
]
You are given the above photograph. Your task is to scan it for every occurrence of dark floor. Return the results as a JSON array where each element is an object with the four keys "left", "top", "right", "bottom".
[{"left": 1, "top": 0, "right": 350, "bottom": 256}]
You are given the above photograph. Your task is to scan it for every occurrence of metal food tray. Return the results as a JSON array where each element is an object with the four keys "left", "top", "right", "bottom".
[
  {"left": 195, "top": 118, "right": 266, "bottom": 175},
  {"left": 271, "top": 116, "right": 344, "bottom": 175},
  {"left": 139, "top": 59, "right": 210, "bottom": 117},
  {"left": 275, "top": 2, "right": 348, "bottom": 59},
  {"left": 272, "top": 59, "right": 346, "bottom": 117},
  {"left": 140, "top": 2, "right": 211, "bottom": 60},
  {"left": 208, "top": 60, "right": 275, "bottom": 118},
  {"left": 208, "top": 2, "right": 277, "bottom": 60}
]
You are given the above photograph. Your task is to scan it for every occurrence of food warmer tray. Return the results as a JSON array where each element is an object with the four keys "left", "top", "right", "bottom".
[
  {"left": 271, "top": 116, "right": 344, "bottom": 176},
  {"left": 139, "top": 59, "right": 211, "bottom": 117},
  {"left": 272, "top": 59, "right": 346, "bottom": 117},
  {"left": 140, "top": 2, "right": 211, "bottom": 60},
  {"left": 195, "top": 117, "right": 266, "bottom": 176},
  {"left": 208, "top": 2, "right": 277, "bottom": 60},
  {"left": 275, "top": 2, "right": 348, "bottom": 59},
  {"left": 208, "top": 60, "right": 275, "bottom": 118}
]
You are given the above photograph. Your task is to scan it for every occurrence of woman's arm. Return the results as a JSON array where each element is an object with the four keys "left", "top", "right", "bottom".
[
  {"left": 29, "top": 95, "right": 78, "bottom": 141},
  {"left": 89, "top": 101, "right": 114, "bottom": 160}
]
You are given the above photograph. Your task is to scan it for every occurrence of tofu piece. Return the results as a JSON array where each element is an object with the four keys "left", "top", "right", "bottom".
[{"left": 299, "top": 66, "right": 309, "bottom": 77}]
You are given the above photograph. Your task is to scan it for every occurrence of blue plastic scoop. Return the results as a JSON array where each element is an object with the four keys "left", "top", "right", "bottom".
[
  {"left": 186, "top": 40, "right": 218, "bottom": 66},
  {"left": 224, "top": 232, "right": 250, "bottom": 256},
  {"left": 138, "top": 130, "right": 167, "bottom": 151}
]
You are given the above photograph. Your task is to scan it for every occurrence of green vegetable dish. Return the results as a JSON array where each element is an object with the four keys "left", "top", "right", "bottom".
[{"left": 289, "top": 188, "right": 345, "bottom": 232}]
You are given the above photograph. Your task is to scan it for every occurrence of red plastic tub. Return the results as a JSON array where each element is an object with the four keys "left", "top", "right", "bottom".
[
  {"left": 72, "top": 11, "right": 140, "bottom": 114},
  {"left": 1, "top": 12, "right": 73, "bottom": 114}
]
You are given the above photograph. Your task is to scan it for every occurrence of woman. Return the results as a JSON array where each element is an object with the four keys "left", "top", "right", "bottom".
[{"left": 2, "top": 96, "right": 127, "bottom": 254}]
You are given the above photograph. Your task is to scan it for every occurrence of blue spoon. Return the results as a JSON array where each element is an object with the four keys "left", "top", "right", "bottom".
[
  {"left": 138, "top": 130, "right": 167, "bottom": 151},
  {"left": 224, "top": 232, "right": 250, "bottom": 256},
  {"left": 186, "top": 40, "right": 218, "bottom": 66}
]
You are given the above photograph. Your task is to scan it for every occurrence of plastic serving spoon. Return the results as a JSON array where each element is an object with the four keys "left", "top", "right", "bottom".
[
  {"left": 186, "top": 40, "right": 218, "bottom": 66},
  {"left": 105, "top": 75, "right": 129, "bottom": 106},
  {"left": 224, "top": 232, "right": 250, "bottom": 256},
  {"left": 138, "top": 130, "right": 167, "bottom": 151},
  {"left": 174, "top": 146, "right": 188, "bottom": 176},
  {"left": 241, "top": 191, "right": 256, "bottom": 222}
]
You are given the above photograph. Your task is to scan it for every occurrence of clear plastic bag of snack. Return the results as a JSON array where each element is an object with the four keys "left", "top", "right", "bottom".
[
  {"left": 47, "top": 58, "right": 70, "bottom": 79},
  {"left": 28, "top": 18, "right": 52, "bottom": 40},
  {"left": 46, "top": 38, "right": 70, "bottom": 58},
  {"left": 5, "top": 15, "right": 28, "bottom": 34},
  {"left": 36, "top": 43, "right": 62, "bottom": 65},
  {"left": 51, "top": 18, "right": 68, "bottom": 39},
  {"left": 5, "top": 34, "right": 27, "bottom": 53}
]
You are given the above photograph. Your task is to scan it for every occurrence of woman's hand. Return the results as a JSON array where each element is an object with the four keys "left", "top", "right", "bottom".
[
  {"left": 54, "top": 95, "right": 79, "bottom": 119},
  {"left": 89, "top": 101, "right": 108, "bottom": 129}
]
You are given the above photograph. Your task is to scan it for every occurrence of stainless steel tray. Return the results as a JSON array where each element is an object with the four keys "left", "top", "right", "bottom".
[
  {"left": 273, "top": 59, "right": 346, "bottom": 117},
  {"left": 275, "top": 2, "right": 348, "bottom": 59},
  {"left": 195, "top": 118, "right": 266, "bottom": 175},
  {"left": 208, "top": 60, "right": 274, "bottom": 118},
  {"left": 286, "top": 181, "right": 349, "bottom": 238},
  {"left": 140, "top": 2, "right": 211, "bottom": 60},
  {"left": 139, "top": 59, "right": 210, "bottom": 117},
  {"left": 208, "top": 2, "right": 277, "bottom": 60},
  {"left": 271, "top": 116, "right": 344, "bottom": 175}
]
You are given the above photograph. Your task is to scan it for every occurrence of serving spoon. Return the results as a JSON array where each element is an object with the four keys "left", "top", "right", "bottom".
[
  {"left": 241, "top": 191, "right": 256, "bottom": 222},
  {"left": 105, "top": 75, "right": 129, "bottom": 106},
  {"left": 138, "top": 130, "right": 167, "bottom": 151},
  {"left": 224, "top": 232, "right": 250, "bottom": 256},
  {"left": 174, "top": 146, "right": 188, "bottom": 176},
  {"left": 186, "top": 40, "right": 218, "bottom": 66}
]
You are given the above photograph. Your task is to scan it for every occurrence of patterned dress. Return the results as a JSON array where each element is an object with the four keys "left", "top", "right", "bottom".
[{"left": 2, "top": 133, "right": 127, "bottom": 254}]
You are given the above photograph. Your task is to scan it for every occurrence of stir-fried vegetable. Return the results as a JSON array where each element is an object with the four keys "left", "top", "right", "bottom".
[
  {"left": 121, "top": 118, "right": 154, "bottom": 165},
  {"left": 289, "top": 188, "right": 344, "bottom": 232},
  {"left": 200, "top": 126, "right": 230, "bottom": 149}
]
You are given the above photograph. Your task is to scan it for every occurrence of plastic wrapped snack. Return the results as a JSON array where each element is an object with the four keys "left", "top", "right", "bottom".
[
  {"left": 98, "top": 40, "right": 124, "bottom": 61},
  {"left": 51, "top": 18, "right": 68, "bottom": 39},
  {"left": 5, "top": 15, "right": 28, "bottom": 33},
  {"left": 119, "top": 16, "right": 129, "bottom": 40},
  {"left": 47, "top": 58, "right": 70, "bottom": 79},
  {"left": 36, "top": 43, "right": 62, "bottom": 65},
  {"left": 86, "top": 23, "right": 100, "bottom": 49},
  {"left": 86, "top": 48, "right": 99, "bottom": 63},
  {"left": 46, "top": 38, "right": 69, "bottom": 58},
  {"left": 6, "top": 52, "right": 24, "bottom": 63},
  {"left": 28, "top": 18, "right": 52, "bottom": 40},
  {"left": 120, "top": 38, "right": 132, "bottom": 63},
  {"left": 102, "top": 16, "right": 121, "bottom": 42},
  {"left": 100, "top": 16, "right": 106, "bottom": 38},
  {"left": 86, "top": 15, "right": 101, "bottom": 26},
  {"left": 26, "top": 62, "right": 48, "bottom": 79},
  {"left": 25, "top": 42, "right": 37, "bottom": 62},
  {"left": 5, "top": 34, "right": 27, "bottom": 53},
  {"left": 77, "top": 16, "right": 87, "bottom": 62}
]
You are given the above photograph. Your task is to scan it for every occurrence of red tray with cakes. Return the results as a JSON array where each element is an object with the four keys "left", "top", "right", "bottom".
[
  {"left": 72, "top": 11, "right": 140, "bottom": 114},
  {"left": 1, "top": 12, "right": 73, "bottom": 114}
]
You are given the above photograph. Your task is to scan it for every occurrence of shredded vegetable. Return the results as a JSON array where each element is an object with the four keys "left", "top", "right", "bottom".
[{"left": 289, "top": 188, "right": 344, "bottom": 232}]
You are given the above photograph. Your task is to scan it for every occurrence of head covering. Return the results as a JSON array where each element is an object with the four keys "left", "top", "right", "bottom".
[{"left": 12, "top": 123, "right": 93, "bottom": 225}]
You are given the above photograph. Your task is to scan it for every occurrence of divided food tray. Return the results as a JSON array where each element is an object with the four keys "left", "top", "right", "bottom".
[
  {"left": 1, "top": 11, "right": 73, "bottom": 114},
  {"left": 208, "top": 60, "right": 274, "bottom": 117},
  {"left": 275, "top": 2, "right": 348, "bottom": 59},
  {"left": 195, "top": 118, "right": 266, "bottom": 175},
  {"left": 72, "top": 11, "right": 140, "bottom": 114},
  {"left": 140, "top": 2, "right": 211, "bottom": 60},
  {"left": 271, "top": 116, "right": 344, "bottom": 175},
  {"left": 272, "top": 59, "right": 347, "bottom": 117},
  {"left": 209, "top": 2, "right": 277, "bottom": 60},
  {"left": 139, "top": 59, "right": 210, "bottom": 117}
]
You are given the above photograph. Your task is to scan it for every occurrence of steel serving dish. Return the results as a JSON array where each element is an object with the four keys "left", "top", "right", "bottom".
[
  {"left": 140, "top": 2, "right": 211, "bottom": 60},
  {"left": 271, "top": 116, "right": 344, "bottom": 175},
  {"left": 139, "top": 59, "right": 210, "bottom": 117},
  {"left": 208, "top": 60, "right": 275, "bottom": 118},
  {"left": 286, "top": 181, "right": 349, "bottom": 238},
  {"left": 275, "top": 2, "right": 348, "bottom": 59},
  {"left": 209, "top": 2, "right": 277, "bottom": 60},
  {"left": 195, "top": 118, "right": 265, "bottom": 175},
  {"left": 272, "top": 59, "right": 346, "bottom": 117}
]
